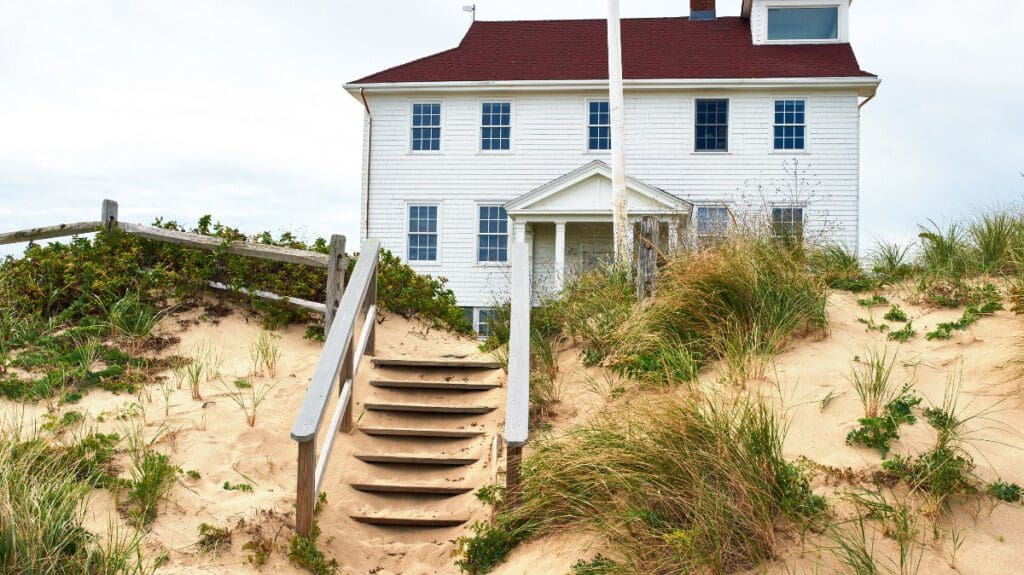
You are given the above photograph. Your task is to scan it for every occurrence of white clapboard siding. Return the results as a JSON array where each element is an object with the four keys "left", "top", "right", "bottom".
[{"left": 360, "top": 89, "right": 861, "bottom": 308}]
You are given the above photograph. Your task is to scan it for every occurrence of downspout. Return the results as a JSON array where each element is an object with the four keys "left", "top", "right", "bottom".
[{"left": 360, "top": 88, "right": 373, "bottom": 240}]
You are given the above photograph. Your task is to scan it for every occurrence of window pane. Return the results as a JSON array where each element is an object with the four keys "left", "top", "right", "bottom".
[
  {"left": 695, "top": 99, "right": 729, "bottom": 152},
  {"left": 767, "top": 7, "right": 839, "bottom": 41},
  {"left": 478, "top": 205, "right": 509, "bottom": 262}
]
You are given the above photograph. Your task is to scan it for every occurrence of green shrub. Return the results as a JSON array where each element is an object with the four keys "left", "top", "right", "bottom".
[
  {"left": 846, "top": 385, "right": 922, "bottom": 457},
  {"left": 883, "top": 305, "right": 908, "bottom": 322},
  {"left": 986, "top": 480, "right": 1022, "bottom": 503},
  {"left": 288, "top": 523, "right": 339, "bottom": 575},
  {"left": 888, "top": 322, "right": 916, "bottom": 343},
  {"left": 857, "top": 295, "right": 889, "bottom": 308},
  {"left": 197, "top": 523, "right": 232, "bottom": 553},
  {"left": 375, "top": 249, "right": 472, "bottom": 333}
]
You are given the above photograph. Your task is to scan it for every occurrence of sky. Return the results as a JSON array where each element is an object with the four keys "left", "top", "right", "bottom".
[{"left": 1, "top": 0, "right": 1022, "bottom": 257}]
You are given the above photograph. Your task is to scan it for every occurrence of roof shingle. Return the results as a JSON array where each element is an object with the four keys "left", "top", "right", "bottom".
[{"left": 350, "top": 17, "right": 875, "bottom": 85}]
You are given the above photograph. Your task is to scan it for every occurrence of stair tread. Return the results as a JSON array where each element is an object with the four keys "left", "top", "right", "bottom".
[
  {"left": 350, "top": 514, "right": 469, "bottom": 527},
  {"left": 354, "top": 453, "right": 479, "bottom": 465},
  {"left": 365, "top": 402, "right": 497, "bottom": 414},
  {"left": 359, "top": 426, "right": 486, "bottom": 438},
  {"left": 370, "top": 379, "right": 500, "bottom": 390},
  {"left": 350, "top": 482, "right": 473, "bottom": 495},
  {"left": 372, "top": 358, "right": 501, "bottom": 369}
]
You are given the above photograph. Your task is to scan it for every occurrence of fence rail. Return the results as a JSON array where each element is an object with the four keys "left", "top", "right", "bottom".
[{"left": 290, "top": 238, "right": 379, "bottom": 536}]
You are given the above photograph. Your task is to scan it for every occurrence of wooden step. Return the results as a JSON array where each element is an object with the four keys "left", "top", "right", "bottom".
[
  {"left": 354, "top": 453, "right": 479, "bottom": 466},
  {"left": 371, "top": 358, "right": 501, "bottom": 369},
  {"left": 350, "top": 514, "right": 468, "bottom": 528},
  {"left": 370, "top": 379, "right": 500, "bottom": 391},
  {"left": 365, "top": 402, "right": 497, "bottom": 414},
  {"left": 350, "top": 482, "right": 473, "bottom": 495},
  {"left": 359, "top": 426, "right": 486, "bottom": 438}
]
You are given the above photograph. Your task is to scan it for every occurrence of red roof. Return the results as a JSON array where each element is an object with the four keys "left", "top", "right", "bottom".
[{"left": 350, "top": 17, "right": 875, "bottom": 85}]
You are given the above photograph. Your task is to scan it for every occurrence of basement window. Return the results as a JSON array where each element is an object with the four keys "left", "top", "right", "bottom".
[
  {"left": 476, "top": 308, "right": 499, "bottom": 338},
  {"left": 771, "top": 207, "right": 805, "bottom": 240},
  {"left": 767, "top": 7, "right": 839, "bottom": 41},
  {"left": 697, "top": 206, "right": 731, "bottom": 242}
]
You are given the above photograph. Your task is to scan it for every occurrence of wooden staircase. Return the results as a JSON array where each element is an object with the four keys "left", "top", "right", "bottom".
[{"left": 346, "top": 357, "right": 503, "bottom": 528}]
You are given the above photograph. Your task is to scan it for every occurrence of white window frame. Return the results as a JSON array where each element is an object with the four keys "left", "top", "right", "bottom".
[
  {"left": 695, "top": 205, "right": 732, "bottom": 242},
  {"left": 770, "top": 97, "right": 810, "bottom": 154},
  {"left": 585, "top": 99, "right": 612, "bottom": 153},
  {"left": 760, "top": 1, "right": 848, "bottom": 45},
  {"left": 479, "top": 100, "right": 514, "bottom": 153},
  {"left": 475, "top": 307, "right": 498, "bottom": 339},
  {"left": 476, "top": 204, "right": 511, "bottom": 265},
  {"left": 693, "top": 97, "right": 731, "bottom": 154},
  {"left": 770, "top": 205, "right": 807, "bottom": 239},
  {"left": 409, "top": 100, "right": 444, "bottom": 154},
  {"left": 406, "top": 203, "right": 441, "bottom": 263}
]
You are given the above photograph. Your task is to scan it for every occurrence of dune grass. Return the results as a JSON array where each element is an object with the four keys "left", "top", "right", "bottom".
[{"left": 457, "top": 392, "right": 824, "bottom": 575}]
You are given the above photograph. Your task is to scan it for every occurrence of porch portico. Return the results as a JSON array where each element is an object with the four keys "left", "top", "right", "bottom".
[{"left": 504, "top": 161, "right": 692, "bottom": 302}]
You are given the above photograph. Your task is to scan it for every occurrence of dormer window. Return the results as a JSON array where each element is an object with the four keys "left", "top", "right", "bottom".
[{"left": 767, "top": 7, "right": 839, "bottom": 41}]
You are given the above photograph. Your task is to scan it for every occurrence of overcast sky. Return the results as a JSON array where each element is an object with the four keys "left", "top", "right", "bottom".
[{"left": 1, "top": 1, "right": 1022, "bottom": 257}]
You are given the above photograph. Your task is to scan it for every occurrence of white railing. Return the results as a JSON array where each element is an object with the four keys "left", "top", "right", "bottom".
[{"left": 503, "top": 241, "right": 531, "bottom": 506}]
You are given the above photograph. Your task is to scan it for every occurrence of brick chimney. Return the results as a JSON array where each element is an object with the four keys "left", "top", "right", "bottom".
[{"left": 690, "top": 0, "right": 716, "bottom": 20}]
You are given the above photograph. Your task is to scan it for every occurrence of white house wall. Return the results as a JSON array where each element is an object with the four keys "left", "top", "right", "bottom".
[{"left": 360, "top": 89, "right": 862, "bottom": 308}]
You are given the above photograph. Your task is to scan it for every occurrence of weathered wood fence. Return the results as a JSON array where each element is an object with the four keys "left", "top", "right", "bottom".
[
  {"left": 0, "top": 199, "right": 349, "bottom": 319},
  {"left": 1, "top": 198, "right": 379, "bottom": 538}
]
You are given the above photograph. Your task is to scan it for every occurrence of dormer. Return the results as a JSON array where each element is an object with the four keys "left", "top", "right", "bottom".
[{"left": 742, "top": 0, "right": 850, "bottom": 46}]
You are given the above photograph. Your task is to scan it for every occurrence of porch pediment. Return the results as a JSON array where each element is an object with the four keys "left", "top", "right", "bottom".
[{"left": 504, "top": 161, "right": 692, "bottom": 217}]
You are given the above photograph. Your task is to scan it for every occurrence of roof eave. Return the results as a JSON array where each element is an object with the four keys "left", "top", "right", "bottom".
[{"left": 345, "top": 76, "right": 881, "bottom": 98}]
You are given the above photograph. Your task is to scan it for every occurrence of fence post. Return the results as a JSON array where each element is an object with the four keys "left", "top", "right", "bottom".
[
  {"left": 101, "top": 200, "right": 118, "bottom": 230},
  {"left": 295, "top": 439, "right": 316, "bottom": 537},
  {"left": 325, "top": 235, "right": 346, "bottom": 332},
  {"left": 339, "top": 336, "right": 355, "bottom": 433},
  {"left": 504, "top": 242, "right": 531, "bottom": 509}
]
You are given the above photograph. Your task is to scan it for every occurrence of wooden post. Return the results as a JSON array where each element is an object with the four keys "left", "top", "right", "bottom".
[
  {"left": 554, "top": 221, "right": 566, "bottom": 292},
  {"left": 365, "top": 262, "right": 377, "bottom": 355},
  {"left": 325, "top": 235, "right": 346, "bottom": 332},
  {"left": 101, "top": 199, "right": 118, "bottom": 230},
  {"left": 505, "top": 445, "right": 523, "bottom": 509},
  {"left": 339, "top": 336, "right": 355, "bottom": 433},
  {"left": 295, "top": 439, "right": 316, "bottom": 537},
  {"left": 635, "top": 216, "right": 659, "bottom": 299}
]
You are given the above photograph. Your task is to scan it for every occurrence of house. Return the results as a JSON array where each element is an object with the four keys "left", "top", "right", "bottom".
[{"left": 345, "top": 0, "right": 879, "bottom": 334}]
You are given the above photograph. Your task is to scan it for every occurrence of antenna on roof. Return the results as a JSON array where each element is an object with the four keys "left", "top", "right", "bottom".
[{"left": 462, "top": 4, "right": 476, "bottom": 21}]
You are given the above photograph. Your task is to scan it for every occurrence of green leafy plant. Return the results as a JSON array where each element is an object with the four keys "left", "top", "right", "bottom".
[
  {"left": 884, "top": 305, "right": 908, "bottom": 322},
  {"left": 888, "top": 322, "right": 917, "bottom": 343},
  {"left": 986, "top": 480, "right": 1022, "bottom": 503},
  {"left": 223, "top": 481, "right": 253, "bottom": 492},
  {"left": 288, "top": 523, "right": 339, "bottom": 575},
  {"left": 197, "top": 523, "right": 232, "bottom": 554},
  {"left": 858, "top": 295, "right": 890, "bottom": 308},
  {"left": 124, "top": 451, "right": 178, "bottom": 527},
  {"left": 847, "top": 384, "right": 922, "bottom": 457},
  {"left": 571, "top": 555, "right": 621, "bottom": 575}
]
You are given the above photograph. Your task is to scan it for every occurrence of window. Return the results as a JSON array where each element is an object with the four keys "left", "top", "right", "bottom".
[
  {"left": 767, "top": 7, "right": 839, "bottom": 41},
  {"left": 476, "top": 308, "right": 498, "bottom": 338},
  {"left": 774, "top": 99, "right": 806, "bottom": 150},
  {"left": 771, "top": 207, "right": 805, "bottom": 240},
  {"left": 411, "top": 102, "right": 441, "bottom": 151},
  {"left": 481, "top": 102, "right": 511, "bottom": 151},
  {"left": 695, "top": 99, "right": 729, "bottom": 152},
  {"left": 478, "top": 205, "right": 509, "bottom": 263},
  {"left": 588, "top": 101, "right": 611, "bottom": 151},
  {"left": 697, "top": 206, "right": 731, "bottom": 241},
  {"left": 408, "top": 205, "right": 438, "bottom": 261}
]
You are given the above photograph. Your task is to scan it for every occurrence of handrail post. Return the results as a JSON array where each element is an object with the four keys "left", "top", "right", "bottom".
[
  {"left": 365, "top": 257, "right": 378, "bottom": 355},
  {"left": 296, "top": 438, "right": 316, "bottom": 537},
  {"left": 504, "top": 242, "right": 531, "bottom": 510},
  {"left": 325, "top": 235, "right": 346, "bottom": 331},
  {"left": 339, "top": 335, "right": 355, "bottom": 433},
  {"left": 101, "top": 199, "right": 118, "bottom": 230}
]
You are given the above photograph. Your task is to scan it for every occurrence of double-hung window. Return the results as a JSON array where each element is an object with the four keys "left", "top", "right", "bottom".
[
  {"left": 588, "top": 101, "right": 611, "bottom": 151},
  {"left": 774, "top": 100, "right": 806, "bottom": 151},
  {"left": 695, "top": 99, "right": 729, "bottom": 152},
  {"left": 771, "top": 207, "right": 805, "bottom": 240},
  {"left": 767, "top": 7, "right": 839, "bottom": 42},
  {"left": 478, "top": 206, "right": 509, "bottom": 263},
  {"left": 408, "top": 205, "right": 438, "bottom": 261},
  {"left": 481, "top": 102, "right": 511, "bottom": 151},
  {"left": 697, "top": 206, "right": 731, "bottom": 242},
  {"left": 411, "top": 102, "right": 441, "bottom": 152}
]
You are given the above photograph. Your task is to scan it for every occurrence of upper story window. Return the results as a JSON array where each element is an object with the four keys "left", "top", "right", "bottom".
[
  {"left": 767, "top": 7, "right": 839, "bottom": 41},
  {"left": 588, "top": 101, "right": 611, "bottom": 151},
  {"left": 481, "top": 102, "right": 511, "bottom": 151},
  {"left": 411, "top": 102, "right": 441, "bottom": 152},
  {"left": 695, "top": 99, "right": 729, "bottom": 152},
  {"left": 697, "top": 206, "right": 731, "bottom": 242},
  {"left": 774, "top": 99, "right": 806, "bottom": 150},
  {"left": 408, "top": 205, "right": 438, "bottom": 261},
  {"left": 771, "top": 207, "right": 805, "bottom": 240},
  {"left": 478, "top": 206, "right": 509, "bottom": 263}
]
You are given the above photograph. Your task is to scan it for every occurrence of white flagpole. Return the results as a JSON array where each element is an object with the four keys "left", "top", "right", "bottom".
[{"left": 606, "top": 0, "right": 630, "bottom": 262}]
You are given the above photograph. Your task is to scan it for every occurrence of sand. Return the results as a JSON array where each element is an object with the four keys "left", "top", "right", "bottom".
[{"left": 2, "top": 285, "right": 1022, "bottom": 575}]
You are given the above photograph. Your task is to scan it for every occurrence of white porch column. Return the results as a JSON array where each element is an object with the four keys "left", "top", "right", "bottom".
[
  {"left": 513, "top": 221, "right": 528, "bottom": 242},
  {"left": 554, "top": 221, "right": 567, "bottom": 292}
]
